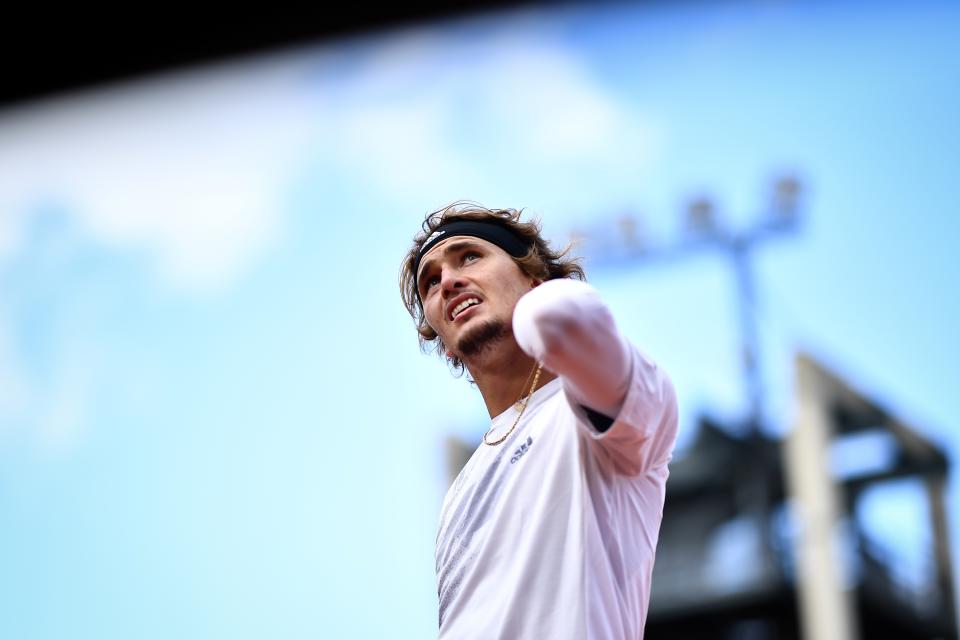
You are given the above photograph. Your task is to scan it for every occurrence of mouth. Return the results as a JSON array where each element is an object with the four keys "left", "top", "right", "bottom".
[{"left": 448, "top": 296, "right": 483, "bottom": 322}]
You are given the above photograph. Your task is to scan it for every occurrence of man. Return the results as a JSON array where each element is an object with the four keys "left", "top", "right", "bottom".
[{"left": 400, "top": 203, "right": 678, "bottom": 639}]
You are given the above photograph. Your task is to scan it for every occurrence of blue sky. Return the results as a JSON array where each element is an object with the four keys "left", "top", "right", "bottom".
[{"left": 0, "top": 0, "right": 957, "bottom": 637}]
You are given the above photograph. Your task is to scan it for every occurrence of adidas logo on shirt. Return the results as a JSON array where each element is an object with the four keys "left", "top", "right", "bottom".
[{"left": 510, "top": 436, "right": 534, "bottom": 464}]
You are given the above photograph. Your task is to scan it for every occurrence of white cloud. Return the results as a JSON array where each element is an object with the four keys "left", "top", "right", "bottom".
[
  {"left": 477, "top": 42, "right": 652, "bottom": 159},
  {"left": 333, "top": 100, "right": 488, "bottom": 200},
  {"left": 314, "top": 17, "right": 663, "bottom": 212},
  {"left": 0, "top": 15, "right": 661, "bottom": 285},
  {"left": 0, "top": 55, "right": 319, "bottom": 291},
  {"left": 0, "top": 55, "right": 324, "bottom": 450}
]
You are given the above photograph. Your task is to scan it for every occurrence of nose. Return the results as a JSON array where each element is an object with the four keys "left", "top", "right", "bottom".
[{"left": 440, "top": 267, "right": 468, "bottom": 297}]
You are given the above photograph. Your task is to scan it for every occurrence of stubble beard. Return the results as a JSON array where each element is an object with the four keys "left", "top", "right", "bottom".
[{"left": 455, "top": 319, "right": 509, "bottom": 360}]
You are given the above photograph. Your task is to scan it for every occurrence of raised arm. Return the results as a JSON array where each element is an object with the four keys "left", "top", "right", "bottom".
[
  {"left": 513, "top": 279, "right": 678, "bottom": 472},
  {"left": 513, "top": 279, "right": 632, "bottom": 419}
]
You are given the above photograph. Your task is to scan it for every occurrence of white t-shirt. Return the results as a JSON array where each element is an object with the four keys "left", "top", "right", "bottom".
[{"left": 435, "top": 279, "right": 679, "bottom": 639}]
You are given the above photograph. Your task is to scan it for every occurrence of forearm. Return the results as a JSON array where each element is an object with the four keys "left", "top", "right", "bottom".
[{"left": 512, "top": 279, "right": 631, "bottom": 418}]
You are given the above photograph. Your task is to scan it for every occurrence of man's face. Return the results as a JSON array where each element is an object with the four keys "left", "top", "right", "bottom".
[{"left": 417, "top": 236, "right": 537, "bottom": 360}]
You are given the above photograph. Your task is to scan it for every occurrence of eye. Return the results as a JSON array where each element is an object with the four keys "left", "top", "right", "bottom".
[
  {"left": 463, "top": 251, "right": 481, "bottom": 263},
  {"left": 421, "top": 273, "right": 440, "bottom": 295}
]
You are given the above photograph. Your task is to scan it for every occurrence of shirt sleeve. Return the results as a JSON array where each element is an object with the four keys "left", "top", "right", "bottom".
[{"left": 512, "top": 278, "right": 679, "bottom": 475}]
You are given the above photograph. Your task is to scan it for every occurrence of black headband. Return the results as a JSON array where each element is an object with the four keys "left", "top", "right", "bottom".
[{"left": 414, "top": 219, "right": 532, "bottom": 290}]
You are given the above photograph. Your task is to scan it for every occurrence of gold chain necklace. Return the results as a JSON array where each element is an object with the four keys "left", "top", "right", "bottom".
[{"left": 483, "top": 361, "right": 544, "bottom": 447}]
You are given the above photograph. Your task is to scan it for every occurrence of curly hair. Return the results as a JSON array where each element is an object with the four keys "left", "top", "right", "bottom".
[{"left": 399, "top": 201, "right": 585, "bottom": 374}]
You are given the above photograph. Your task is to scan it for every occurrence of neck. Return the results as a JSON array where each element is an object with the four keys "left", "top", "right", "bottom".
[{"left": 463, "top": 338, "right": 558, "bottom": 418}]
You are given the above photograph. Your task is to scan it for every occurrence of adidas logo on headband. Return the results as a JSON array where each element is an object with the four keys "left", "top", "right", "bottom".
[{"left": 424, "top": 229, "right": 447, "bottom": 245}]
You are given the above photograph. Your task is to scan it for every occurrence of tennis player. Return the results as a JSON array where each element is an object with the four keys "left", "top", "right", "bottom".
[{"left": 400, "top": 203, "right": 679, "bottom": 639}]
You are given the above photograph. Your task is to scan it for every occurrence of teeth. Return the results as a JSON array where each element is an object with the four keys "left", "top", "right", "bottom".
[{"left": 452, "top": 298, "right": 480, "bottom": 319}]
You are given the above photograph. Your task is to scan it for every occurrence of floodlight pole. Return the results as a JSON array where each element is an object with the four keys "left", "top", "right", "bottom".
[{"left": 575, "top": 175, "right": 802, "bottom": 584}]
